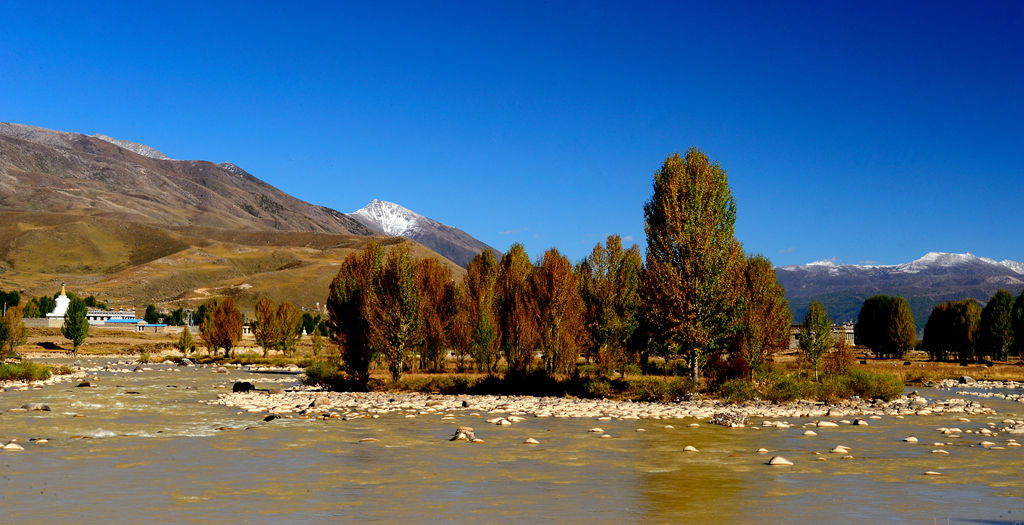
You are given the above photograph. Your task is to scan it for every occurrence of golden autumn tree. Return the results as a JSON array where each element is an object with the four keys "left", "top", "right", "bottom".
[
  {"left": 366, "top": 244, "right": 422, "bottom": 382},
  {"left": 252, "top": 297, "right": 278, "bottom": 357},
  {"left": 199, "top": 297, "right": 243, "bottom": 357},
  {"left": 578, "top": 234, "right": 643, "bottom": 375},
  {"left": 642, "top": 149, "right": 745, "bottom": 383},
  {"left": 326, "top": 241, "right": 384, "bottom": 386},
  {"left": 496, "top": 243, "right": 540, "bottom": 375},
  {"left": 532, "top": 248, "right": 586, "bottom": 375},
  {"left": 2, "top": 305, "right": 27, "bottom": 360},
  {"left": 415, "top": 257, "right": 456, "bottom": 372},
  {"left": 732, "top": 254, "right": 792, "bottom": 378},
  {"left": 274, "top": 302, "right": 303, "bottom": 357},
  {"left": 455, "top": 249, "right": 499, "bottom": 373}
]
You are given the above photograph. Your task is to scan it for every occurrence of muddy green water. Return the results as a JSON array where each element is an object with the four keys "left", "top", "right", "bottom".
[{"left": 0, "top": 360, "right": 1021, "bottom": 524}]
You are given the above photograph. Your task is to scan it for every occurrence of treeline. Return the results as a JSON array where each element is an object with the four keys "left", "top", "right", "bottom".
[
  {"left": 182, "top": 296, "right": 328, "bottom": 358},
  {"left": 847, "top": 290, "right": 1024, "bottom": 363},
  {"left": 922, "top": 289, "right": 1024, "bottom": 362},
  {"left": 326, "top": 149, "right": 794, "bottom": 386}
]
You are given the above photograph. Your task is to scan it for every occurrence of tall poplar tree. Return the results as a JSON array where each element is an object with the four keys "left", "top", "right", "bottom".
[
  {"left": 857, "top": 295, "right": 916, "bottom": 359},
  {"left": 2, "top": 305, "right": 27, "bottom": 360},
  {"left": 978, "top": 290, "right": 1014, "bottom": 361},
  {"left": 798, "top": 300, "right": 832, "bottom": 380},
  {"left": 62, "top": 296, "right": 89, "bottom": 357},
  {"left": 367, "top": 244, "right": 422, "bottom": 382},
  {"left": 733, "top": 254, "right": 791, "bottom": 378},
  {"left": 458, "top": 250, "right": 499, "bottom": 373},
  {"left": 579, "top": 235, "right": 643, "bottom": 375},
  {"left": 1012, "top": 290, "right": 1024, "bottom": 358},
  {"left": 496, "top": 243, "right": 540, "bottom": 375},
  {"left": 532, "top": 248, "right": 586, "bottom": 375},
  {"left": 641, "top": 149, "right": 744, "bottom": 382},
  {"left": 923, "top": 299, "right": 981, "bottom": 362},
  {"left": 415, "top": 257, "right": 456, "bottom": 372},
  {"left": 327, "top": 241, "right": 384, "bottom": 386},
  {"left": 252, "top": 297, "right": 278, "bottom": 357},
  {"left": 274, "top": 302, "right": 302, "bottom": 357}
]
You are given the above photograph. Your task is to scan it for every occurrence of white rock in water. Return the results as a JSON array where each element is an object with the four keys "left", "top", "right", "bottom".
[
  {"left": 830, "top": 446, "right": 850, "bottom": 454},
  {"left": 817, "top": 421, "right": 839, "bottom": 428},
  {"left": 931, "top": 449, "right": 949, "bottom": 454},
  {"left": 523, "top": 438, "right": 540, "bottom": 445},
  {"left": 683, "top": 445, "right": 699, "bottom": 452},
  {"left": 688, "top": 423, "right": 700, "bottom": 428},
  {"left": 3, "top": 443, "right": 24, "bottom": 451},
  {"left": 635, "top": 428, "right": 646, "bottom": 432},
  {"left": 588, "top": 428, "right": 604, "bottom": 433},
  {"left": 600, "top": 434, "right": 612, "bottom": 439},
  {"left": 664, "top": 425, "right": 675, "bottom": 429},
  {"left": 803, "top": 430, "right": 818, "bottom": 437},
  {"left": 768, "top": 456, "right": 793, "bottom": 466},
  {"left": 756, "top": 448, "right": 769, "bottom": 454},
  {"left": 924, "top": 471, "right": 943, "bottom": 476},
  {"left": 904, "top": 436, "right": 919, "bottom": 443}
]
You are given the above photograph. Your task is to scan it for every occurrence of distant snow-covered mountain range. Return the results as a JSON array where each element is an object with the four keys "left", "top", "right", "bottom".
[
  {"left": 777, "top": 252, "right": 1024, "bottom": 332},
  {"left": 786, "top": 252, "right": 1024, "bottom": 276}
]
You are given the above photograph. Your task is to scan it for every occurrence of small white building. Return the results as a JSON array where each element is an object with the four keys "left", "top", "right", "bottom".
[
  {"left": 86, "top": 308, "right": 137, "bottom": 325},
  {"left": 789, "top": 322, "right": 855, "bottom": 350}
]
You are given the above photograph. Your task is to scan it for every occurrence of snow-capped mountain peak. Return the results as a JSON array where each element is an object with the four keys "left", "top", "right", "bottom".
[
  {"left": 92, "top": 133, "right": 172, "bottom": 160},
  {"left": 351, "top": 199, "right": 423, "bottom": 236}
]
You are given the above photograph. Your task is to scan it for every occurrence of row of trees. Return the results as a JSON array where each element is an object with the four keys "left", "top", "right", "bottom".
[
  {"left": 327, "top": 149, "right": 794, "bottom": 385},
  {"left": 923, "top": 289, "right": 1024, "bottom": 362}
]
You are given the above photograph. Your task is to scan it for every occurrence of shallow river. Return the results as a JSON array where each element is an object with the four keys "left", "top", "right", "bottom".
[{"left": 0, "top": 359, "right": 1021, "bottom": 524}]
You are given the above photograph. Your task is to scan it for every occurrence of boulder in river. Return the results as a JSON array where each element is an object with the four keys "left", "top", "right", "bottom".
[
  {"left": 451, "top": 426, "right": 476, "bottom": 442},
  {"left": 76, "top": 381, "right": 91, "bottom": 387},
  {"left": 709, "top": 411, "right": 747, "bottom": 427},
  {"left": 21, "top": 403, "right": 50, "bottom": 411},
  {"left": 768, "top": 456, "right": 793, "bottom": 466},
  {"left": 958, "top": 376, "right": 975, "bottom": 384},
  {"left": 232, "top": 381, "right": 256, "bottom": 393}
]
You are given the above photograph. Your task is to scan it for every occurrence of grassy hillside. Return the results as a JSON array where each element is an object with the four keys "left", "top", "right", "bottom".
[{"left": 0, "top": 211, "right": 464, "bottom": 315}]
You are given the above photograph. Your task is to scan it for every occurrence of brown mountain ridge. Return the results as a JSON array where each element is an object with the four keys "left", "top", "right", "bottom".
[{"left": 0, "top": 123, "right": 464, "bottom": 313}]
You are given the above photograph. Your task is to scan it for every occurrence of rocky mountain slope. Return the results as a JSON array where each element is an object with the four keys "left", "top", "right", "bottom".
[
  {"left": 0, "top": 122, "right": 372, "bottom": 235},
  {"left": 351, "top": 199, "right": 498, "bottom": 267},
  {"left": 778, "top": 252, "right": 1024, "bottom": 331}
]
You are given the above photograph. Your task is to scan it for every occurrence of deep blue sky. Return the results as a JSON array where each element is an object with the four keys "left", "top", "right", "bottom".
[{"left": 2, "top": 1, "right": 1021, "bottom": 266}]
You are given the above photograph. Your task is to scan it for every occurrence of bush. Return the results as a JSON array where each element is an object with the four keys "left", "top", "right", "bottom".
[
  {"left": 582, "top": 377, "right": 613, "bottom": 398},
  {"left": 718, "top": 378, "right": 758, "bottom": 403},
  {"left": 762, "top": 373, "right": 804, "bottom": 403},
  {"left": 303, "top": 360, "right": 343, "bottom": 388},
  {"left": 843, "top": 369, "right": 903, "bottom": 400},
  {"left": 397, "top": 375, "right": 476, "bottom": 394},
  {"left": 0, "top": 361, "right": 52, "bottom": 382}
]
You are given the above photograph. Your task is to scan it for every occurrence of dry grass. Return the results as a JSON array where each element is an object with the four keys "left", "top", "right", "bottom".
[
  {"left": 775, "top": 348, "right": 1024, "bottom": 383},
  {"left": 0, "top": 211, "right": 464, "bottom": 315}
]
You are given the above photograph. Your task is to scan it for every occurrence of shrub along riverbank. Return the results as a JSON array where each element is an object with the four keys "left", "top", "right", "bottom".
[
  {"left": 0, "top": 361, "right": 74, "bottom": 382},
  {"left": 301, "top": 360, "right": 905, "bottom": 404}
]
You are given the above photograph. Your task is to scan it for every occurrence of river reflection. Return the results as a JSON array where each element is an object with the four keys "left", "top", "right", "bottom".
[{"left": 0, "top": 359, "right": 1021, "bottom": 523}]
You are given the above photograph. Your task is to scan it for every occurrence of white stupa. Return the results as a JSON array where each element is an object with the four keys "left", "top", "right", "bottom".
[{"left": 46, "top": 283, "right": 70, "bottom": 319}]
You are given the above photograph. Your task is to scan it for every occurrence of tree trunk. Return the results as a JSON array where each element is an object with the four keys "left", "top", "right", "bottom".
[{"left": 689, "top": 351, "right": 699, "bottom": 383}]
